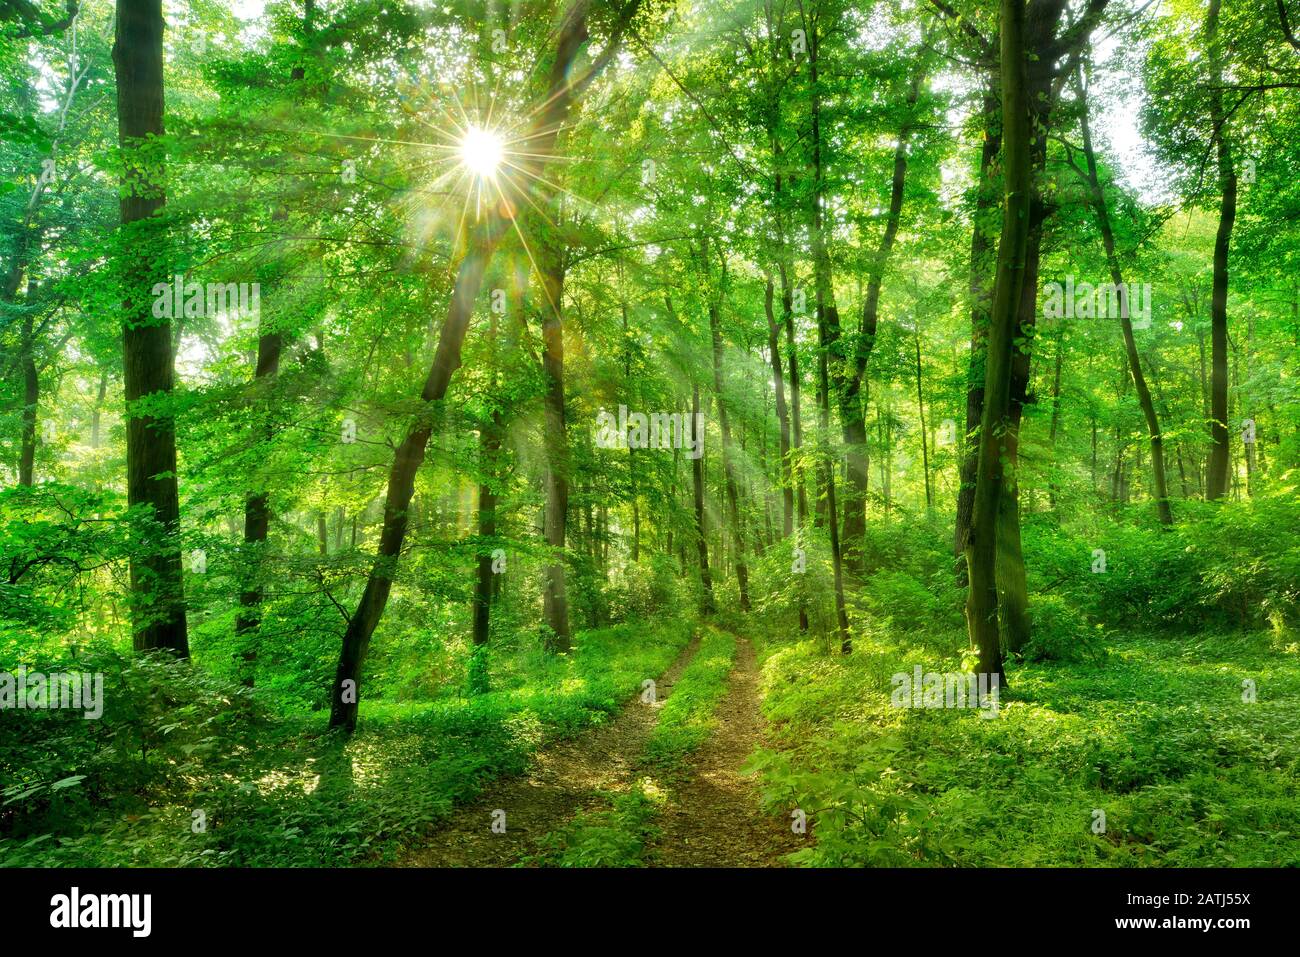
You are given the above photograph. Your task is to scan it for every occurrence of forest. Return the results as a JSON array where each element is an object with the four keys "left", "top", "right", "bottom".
[{"left": 1, "top": 0, "right": 1298, "bottom": 871}]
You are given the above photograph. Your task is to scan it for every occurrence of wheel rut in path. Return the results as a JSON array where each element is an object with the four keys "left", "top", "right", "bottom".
[
  {"left": 401, "top": 633, "right": 701, "bottom": 868},
  {"left": 647, "top": 636, "right": 804, "bottom": 867}
]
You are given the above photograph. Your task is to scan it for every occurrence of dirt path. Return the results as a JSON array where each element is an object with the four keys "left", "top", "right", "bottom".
[
  {"left": 401, "top": 634, "right": 701, "bottom": 868},
  {"left": 647, "top": 636, "right": 804, "bottom": 867}
]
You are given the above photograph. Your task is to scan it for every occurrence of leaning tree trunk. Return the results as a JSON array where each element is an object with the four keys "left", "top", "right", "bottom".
[
  {"left": 329, "top": 223, "right": 503, "bottom": 729},
  {"left": 328, "top": 0, "right": 623, "bottom": 729},
  {"left": 1077, "top": 65, "right": 1173, "bottom": 525},
  {"left": 114, "top": 0, "right": 189, "bottom": 656},
  {"left": 840, "top": 66, "right": 924, "bottom": 569}
]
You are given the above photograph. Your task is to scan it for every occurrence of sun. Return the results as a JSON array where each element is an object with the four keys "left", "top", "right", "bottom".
[{"left": 459, "top": 125, "right": 505, "bottom": 180}]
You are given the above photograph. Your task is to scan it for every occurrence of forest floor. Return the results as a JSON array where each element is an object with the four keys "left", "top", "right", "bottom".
[
  {"left": 646, "top": 637, "right": 803, "bottom": 866},
  {"left": 400, "top": 632, "right": 701, "bottom": 867},
  {"left": 400, "top": 632, "right": 799, "bottom": 867}
]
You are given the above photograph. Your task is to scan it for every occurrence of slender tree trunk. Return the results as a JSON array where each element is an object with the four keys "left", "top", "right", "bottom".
[
  {"left": 234, "top": 6, "right": 316, "bottom": 682},
  {"left": 1077, "top": 66, "right": 1173, "bottom": 525},
  {"left": 85, "top": 369, "right": 107, "bottom": 449},
  {"left": 539, "top": 241, "right": 571, "bottom": 650},
  {"left": 621, "top": 293, "right": 641, "bottom": 561},
  {"left": 473, "top": 314, "right": 504, "bottom": 648},
  {"left": 329, "top": 222, "right": 504, "bottom": 729},
  {"left": 765, "top": 277, "right": 794, "bottom": 537},
  {"left": 18, "top": 312, "right": 37, "bottom": 486},
  {"left": 841, "top": 66, "right": 925, "bottom": 565},
  {"left": 234, "top": 326, "right": 283, "bottom": 683},
  {"left": 915, "top": 329, "right": 932, "bottom": 508},
  {"left": 114, "top": 0, "right": 189, "bottom": 656},
  {"left": 707, "top": 293, "right": 750, "bottom": 611},
  {"left": 817, "top": 312, "right": 851, "bottom": 652},
  {"left": 1205, "top": 0, "right": 1235, "bottom": 501},
  {"left": 690, "top": 382, "right": 715, "bottom": 615},
  {"left": 1047, "top": 326, "right": 1064, "bottom": 506},
  {"left": 780, "top": 272, "right": 807, "bottom": 527}
]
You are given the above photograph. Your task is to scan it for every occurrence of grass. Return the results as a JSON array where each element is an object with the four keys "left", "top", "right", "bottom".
[
  {"left": 0, "top": 618, "right": 693, "bottom": 867},
  {"left": 526, "top": 626, "right": 737, "bottom": 866},
  {"left": 748, "top": 625, "right": 1300, "bottom": 866}
]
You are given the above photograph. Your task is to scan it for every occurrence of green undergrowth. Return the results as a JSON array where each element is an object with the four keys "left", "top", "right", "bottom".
[
  {"left": 526, "top": 627, "right": 737, "bottom": 867},
  {"left": 0, "top": 618, "right": 693, "bottom": 867},
  {"left": 748, "top": 622, "right": 1300, "bottom": 867}
]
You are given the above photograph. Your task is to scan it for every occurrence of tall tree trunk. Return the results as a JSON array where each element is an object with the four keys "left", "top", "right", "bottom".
[
  {"left": 955, "top": 84, "right": 1002, "bottom": 582},
  {"left": 765, "top": 277, "right": 794, "bottom": 537},
  {"left": 329, "top": 222, "right": 503, "bottom": 729},
  {"left": 18, "top": 311, "right": 37, "bottom": 486},
  {"left": 234, "top": 326, "right": 283, "bottom": 684},
  {"left": 990, "top": 0, "right": 1088, "bottom": 657},
  {"left": 539, "top": 241, "right": 571, "bottom": 650},
  {"left": 965, "top": 0, "right": 1031, "bottom": 687},
  {"left": 327, "top": 0, "right": 624, "bottom": 729},
  {"left": 621, "top": 292, "right": 640, "bottom": 561},
  {"left": 1076, "top": 66, "right": 1173, "bottom": 525},
  {"left": 90, "top": 370, "right": 108, "bottom": 449},
  {"left": 1205, "top": 0, "right": 1235, "bottom": 501},
  {"left": 234, "top": 0, "right": 315, "bottom": 683},
  {"left": 817, "top": 308, "right": 852, "bottom": 652},
  {"left": 780, "top": 266, "right": 808, "bottom": 527},
  {"left": 690, "top": 382, "right": 715, "bottom": 615},
  {"left": 473, "top": 403, "right": 502, "bottom": 648},
  {"left": 705, "top": 269, "right": 750, "bottom": 611},
  {"left": 114, "top": 0, "right": 188, "bottom": 657},
  {"left": 1047, "top": 325, "right": 1063, "bottom": 506},
  {"left": 841, "top": 66, "right": 925, "bottom": 566},
  {"left": 806, "top": 14, "right": 850, "bottom": 650},
  {"left": 472, "top": 305, "right": 505, "bottom": 651},
  {"left": 914, "top": 329, "right": 932, "bottom": 508}
]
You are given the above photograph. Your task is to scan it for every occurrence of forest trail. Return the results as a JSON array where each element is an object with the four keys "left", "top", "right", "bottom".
[
  {"left": 647, "top": 636, "right": 803, "bottom": 867},
  {"left": 400, "top": 633, "right": 701, "bottom": 868}
]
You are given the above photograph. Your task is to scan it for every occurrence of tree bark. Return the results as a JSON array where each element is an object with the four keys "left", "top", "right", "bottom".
[
  {"left": 765, "top": 277, "right": 794, "bottom": 537},
  {"left": 1076, "top": 66, "right": 1173, "bottom": 524},
  {"left": 706, "top": 287, "right": 750, "bottom": 611},
  {"left": 840, "top": 67, "right": 925, "bottom": 565},
  {"left": 18, "top": 311, "right": 37, "bottom": 486},
  {"left": 114, "top": 0, "right": 188, "bottom": 656},
  {"left": 330, "top": 223, "right": 503, "bottom": 729},
  {"left": 965, "top": 0, "right": 1032, "bottom": 686},
  {"left": 328, "top": 0, "right": 621, "bottom": 728},
  {"left": 1205, "top": 0, "right": 1235, "bottom": 501},
  {"left": 690, "top": 382, "right": 715, "bottom": 614},
  {"left": 955, "top": 84, "right": 1002, "bottom": 582}
]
